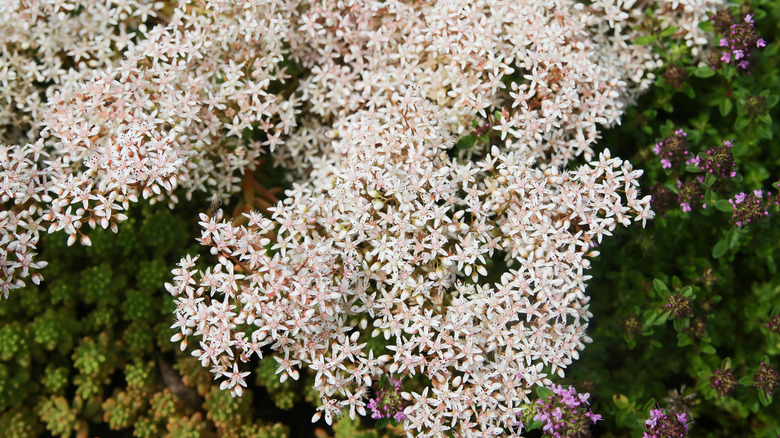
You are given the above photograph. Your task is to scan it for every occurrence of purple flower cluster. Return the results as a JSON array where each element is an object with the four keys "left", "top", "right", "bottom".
[
  {"left": 531, "top": 385, "right": 602, "bottom": 438},
  {"left": 767, "top": 314, "right": 780, "bottom": 334},
  {"left": 677, "top": 180, "right": 704, "bottom": 213},
  {"left": 368, "top": 377, "right": 407, "bottom": 422},
  {"left": 713, "top": 14, "right": 766, "bottom": 71},
  {"left": 729, "top": 190, "right": 770, "bottom": 227},
  {"left": 687, "top": 140, "right": 737, "bottom": 180},
  {"left": 653, "top": 129, "right": 690, "bottom": 169},
  {"left": 643, "top": 407, "right": 691, "bottom": 438},
  {"left": 664, "top": 294, "right": 693, "bottom": 319},
  {"left": 753, "top": 362, "right": 779, "bottom": 397},
  {"left": 710, "top": 367, "right": 738, "bottom": 397},
  {"left": 649, "top": 185, "right": 676, "bottom": 217}
]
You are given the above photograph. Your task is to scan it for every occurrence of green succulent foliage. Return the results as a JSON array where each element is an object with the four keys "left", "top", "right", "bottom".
[
  {"left": 256, "top": 355, "right": 302, "bottom": 410},
  {"left": 0, "top": 196, "right": 291, "bottom": 437},
  {"left": 567, "top": 1, "right": 780, "bottom": 436}
]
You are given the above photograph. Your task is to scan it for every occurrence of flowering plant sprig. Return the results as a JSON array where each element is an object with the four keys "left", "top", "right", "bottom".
[
  {"left": 642, "top": 406, "right": 692, "bottom": 438},
  {"left": 710, "top": 11, "right": 767, "bottom": 71},
  {"left": 524, "top": 384, "right": 602, "bottom": 438}
]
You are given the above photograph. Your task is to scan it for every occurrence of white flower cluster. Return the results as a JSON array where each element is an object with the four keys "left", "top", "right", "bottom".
[
  {"left": 1, "top": 0, "right": 721, "bottom": 435},
  {"left": 1, "top": 0, "right": 296, "bottom": 297},
  {"left": 169, "top": 90, "right": 654, "bottom": 435}
]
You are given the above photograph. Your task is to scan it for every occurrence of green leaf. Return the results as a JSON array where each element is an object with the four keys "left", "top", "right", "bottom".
[
  {"left": 757, "top": 124, "right": 773, "bottom": 140},
  {"left": 739, "top": 375, "right": 754, "bottom": 386},
  {"left": 704, "top": 173, "right": 716, "bottom": 188},
  {"left": 694, "top": 66, "right": 715, "bottom": 78},
  {"left": 726, "top": 228, "right": 740, "bottom": 249},
  {"left": 719, "top": 98, "right": 732, "bottom": 116},
  {"left": 686, "top": 164, "right": 703, "bottom": 173},
  {"left": 653, "top": 279, "right": 669, "bottom": 296},
  {"left": 641, "top": 398, "right": 657, "bottom": 413},
  {"left": 702, "top": 344, "right": 716, "bottom": 354},
  {"left": 612, "top": 394, "right": 630, "bottom": 409},
  {"left": 677, "top": 333, "right": 693, "bottom": 347},
  {"left": 712, "top": 239, "right": 728, "bottom": 259},
  {"left": 634, "top": 35, "right": 657, "bottom": 45},
  {"left": 681, "top": 85, "right": 695, "bottom": 99},
  {"left": 526, "top": 419, "right": 543, "bottom": 430},
  {"left": 759, "top": 390, "right": 773, "bottom": 407},
  {"left": 680, "top": 285, "right": 694, "bottom": 298},
  {"left": 660, "top": 26, "right": 677, "bottom": 37},
  {"left": 455, "top": 135, "right": 478, "bottom": 150},
  {"left": 704, "top": 189, "right": 716, "bottom": 207},
  {"left": 715, "top": 199, "right": 732, "bottom": 212},
  {"left": 767, "top": 94, "right": 780, "bottom": 109},
  {"left": 643, "top": 310, "right": 659, "bottom": 326},
  {"left": 698, "top": 21, "right": 714, "bottom": 32},
  {"left": 536, "top": 386, "right": 554, "bottom": 400},
  {"left": 655, "top": 310, "right": 670, "bottom": 327}
]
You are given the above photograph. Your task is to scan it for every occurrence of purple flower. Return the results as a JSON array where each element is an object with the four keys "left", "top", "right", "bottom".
[
  {"left": 529, "top": 385, "right": 601, "bottom": 438},
  {"left": 643, "top": 406, "right": 691, "bottom": 437},
  {"left": 757, "top": 38, "right": 767, "bottom": 48},
  {"left": 369, "top": 376, "right": 408, "bottom": 422}
]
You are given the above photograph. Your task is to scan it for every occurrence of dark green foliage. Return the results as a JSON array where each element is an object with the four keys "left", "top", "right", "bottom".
[
  {"left": 0, "top": 197, "right": 292, "bottom": 438},
  {"left": 569, "top": 1, "right": 780, "bottom": 436}
]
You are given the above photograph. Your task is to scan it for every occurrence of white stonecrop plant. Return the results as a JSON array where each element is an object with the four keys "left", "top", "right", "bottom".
[
  {"left": 1, "top": 0, "right": 297, "bottom": 298},
  {"left": 0, "top": 0, "right": 721, "bottom": 435},
  {"left": 168, "top": 90, "right": 653, "bottom": 436}
]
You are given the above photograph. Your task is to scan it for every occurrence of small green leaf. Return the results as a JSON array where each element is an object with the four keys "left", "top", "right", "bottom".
[
  {"left": 702, "top": 344, "right": 716, "bottom": 354},
  {"left": 727, "top": 228, "right": 740, "bottom": 249},
  {"left": 634, "top": 35, "right": 657, "bottom": 45},
  {"left": 613, "top": 394, "right": 630, "bottom": 409},
  {"left": 653, "top": 279, "right": 669, "bottom": 295},
  {"left": 757, "top": 125, "right": 773, "bottom": 140},
  {"left": 686, "top": 164, "right": 703, "bottom": 173},
  {"left": 715, "top": 199, "right": 732, "bottom": 212},
  {"left": 655, "top": 311, "right": 670, "bottom": 327},
  {"left": 712, "top": 239, "right": 728, "bottom": 259},
  {"left": 704, "top": 189, "right": 716, "bottom": 206},
  {"left": 526, "top": 419, "right": 543, "bottom": 430},
  {"left": 536, "top": 386, "right": 554, "bottom": 400},
  {"left": 644, "top": 310, "right": 659, "bottom": 326},
  {"left": 660, "top": 26, "right": 678, "bottom": 37},
  {"left": 735, "top": 117, "right": 750, "bottom": 130},
  {"left": 677, "top": 333, "right": 693, "bottom": 347},
  {"left": 694, "top": 66, "right": 715, "bottom": 78},
  {"left": 739, "top": 375, "right": 754, "bottom": 386},
  {"left": 681, "top": 85, "right": 695, "bottom": 99},
  {"left": 719, "top": 98, "right": 732, "bottom": 116},
  {"left": 704, "top": 173, "right": 717, "bottom": 188},
  {"left": 759, "top": 390, "right": 772, "bottom": 407},
  {"left": 455, "top": 135, "right": 478, "bottom": 150},
  {"left": 698, "top": 21, "right": 715, "bottom": 32}
]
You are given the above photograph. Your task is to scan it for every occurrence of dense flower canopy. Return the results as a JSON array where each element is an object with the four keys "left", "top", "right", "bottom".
[{"left": 1, "top": 0, "right": 725, "bottom": 436}]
